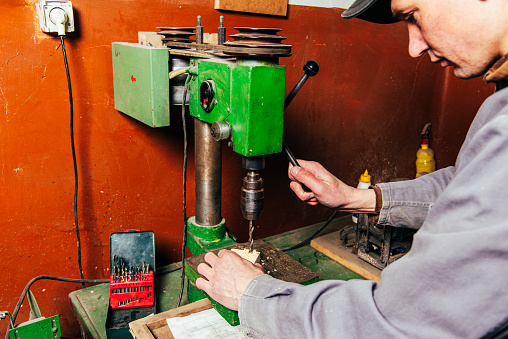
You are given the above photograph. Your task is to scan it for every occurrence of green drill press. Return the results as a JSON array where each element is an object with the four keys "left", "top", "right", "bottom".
[
  {"left": 111, "top": 16, "right": 318, "bottom": 325},
  {"left": 112, "top": 17, "right": 290, "bottom": 253}
]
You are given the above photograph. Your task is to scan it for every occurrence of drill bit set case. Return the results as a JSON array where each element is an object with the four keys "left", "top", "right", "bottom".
[{"left": 106, "top": 230, "right": 156, "bottom": 338}]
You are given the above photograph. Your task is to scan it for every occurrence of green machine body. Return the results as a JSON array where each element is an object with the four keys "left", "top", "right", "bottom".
[{"left": 189, "top": 58, "right": 286, "bottom": 157}]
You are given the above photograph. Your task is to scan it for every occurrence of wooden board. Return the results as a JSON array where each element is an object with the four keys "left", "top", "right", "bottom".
[
  {"left": 129, "top": 299, "right": 212, "bottom": 339},
  {"left": 214, "top": 0, "right": 287, "bottom": 16},
  {"left": 186, "top": 239, "right": 319, "bottom": 284},
  {"left": 311, "top": 231, "right": 382, "bottom": 282},
  {"left": 138, "top": 32, "right": 164, "bottom": 47}
]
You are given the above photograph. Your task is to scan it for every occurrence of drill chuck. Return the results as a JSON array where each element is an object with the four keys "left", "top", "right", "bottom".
[{"left": 241, "top": 170, "right": 264, "bottom": 221}]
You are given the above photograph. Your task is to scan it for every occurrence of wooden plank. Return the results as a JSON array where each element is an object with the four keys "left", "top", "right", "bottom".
[
  {"left": 138, "top": 31, "right": 164, "bottom": 47},
  {"left": 129, "top": 299, "right": 212, "bottom": 339},
  {"left": 186, "top": 240, "right": 319, "bottom": 285},
  {"left": 214, "top": 0, "right": 288, "bottom": 16},
  {"left": 310, "top": 231, "right": 382, "bottom": 282}
]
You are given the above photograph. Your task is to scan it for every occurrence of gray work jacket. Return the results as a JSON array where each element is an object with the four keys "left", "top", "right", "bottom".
[{"left": 238, "top": 82, "right": 508, "bottom": 338}]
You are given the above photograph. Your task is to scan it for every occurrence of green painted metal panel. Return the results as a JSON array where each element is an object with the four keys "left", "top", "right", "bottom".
[
  {"left": 187, "top": 283, "right": 207, "bottom": 303},
  {"left": 230, "top": 64, "right": 285, "bottom": 157},
  {"left": 9, "top": 315, "right": 61, "bottom": 339},
  {"left": 112, "top": 42, "right": 170, "bottom": 127},
  {"left": 190, "top": 59, "right": 285, "bottom": 157}
]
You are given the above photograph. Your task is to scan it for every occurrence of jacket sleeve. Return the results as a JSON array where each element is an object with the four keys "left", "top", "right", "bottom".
[
  {"left": 238, "top": 92, "right": 508, "bottom": 339},
  {"left": 239, "top": 275, "right": 406, "bottom": 338},
  {"left": 376, "top": 166, "right": 455, "bottom": 229}
]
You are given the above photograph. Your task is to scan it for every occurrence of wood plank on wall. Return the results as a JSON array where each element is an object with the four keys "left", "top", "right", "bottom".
[
  {"left": 288, "top": 0, "right": 354, "bottom": 9},
  {"left": 214, "top": 0, "right": 288, "bottom": 16}
]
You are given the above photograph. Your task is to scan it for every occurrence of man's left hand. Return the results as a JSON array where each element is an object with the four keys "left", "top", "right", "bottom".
[{"left": 196, "top": 249, "right": 265, "bottom": 311}]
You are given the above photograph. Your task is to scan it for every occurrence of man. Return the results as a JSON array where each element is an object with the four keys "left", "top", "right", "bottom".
[{"left": 196, "top": 0, "right": 508, "bottom": 337}]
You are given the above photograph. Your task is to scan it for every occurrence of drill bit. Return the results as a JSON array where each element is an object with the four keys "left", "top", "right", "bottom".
[{"left": 249, "top": 220, "right": 254, "bottom": 252}]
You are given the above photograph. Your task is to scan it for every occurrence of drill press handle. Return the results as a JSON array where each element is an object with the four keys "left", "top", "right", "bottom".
[
  {"left": 284, "top": 60, "right": 320, "bottom": 110},
  {"left": 283, "top": 60, "right": 320, "bottom": 192}
]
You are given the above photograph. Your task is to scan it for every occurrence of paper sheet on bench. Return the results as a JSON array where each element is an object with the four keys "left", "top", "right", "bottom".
[{"left": 166, "top": 308, "right": 249, "bottom": 339}]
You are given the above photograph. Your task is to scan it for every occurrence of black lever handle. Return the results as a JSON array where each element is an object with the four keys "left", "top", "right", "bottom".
[
  {"left": 284, "top": 60, "right": 319, "bottom": 110},
  {"left": 283, "top": 142, "right": 311, "bottom": 192},
  {"left": 283, "top": 60, "right": 320, "bottom": 193}
]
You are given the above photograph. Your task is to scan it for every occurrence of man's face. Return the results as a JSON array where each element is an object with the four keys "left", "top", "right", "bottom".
[{"left": 391, "top": 0, "right": 502, "bottom": 79}]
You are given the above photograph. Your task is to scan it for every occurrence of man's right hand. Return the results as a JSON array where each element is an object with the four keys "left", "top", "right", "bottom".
[{"left": 288, "top": 160, "right": 376, "bottom": 212}]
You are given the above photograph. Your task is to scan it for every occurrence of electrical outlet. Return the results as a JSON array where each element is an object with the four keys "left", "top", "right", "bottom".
[{"left": 36, "top": 0, "right": 75, "bottom": 35}]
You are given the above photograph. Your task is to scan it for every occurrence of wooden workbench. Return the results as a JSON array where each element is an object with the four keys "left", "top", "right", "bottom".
[{"left": 69, "top": 216, "right": 364, "bottom": 339}]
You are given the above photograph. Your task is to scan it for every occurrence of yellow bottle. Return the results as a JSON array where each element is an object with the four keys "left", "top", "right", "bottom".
[
  {"left": 352, "top": 170, "right": 371, "bottom": 223},
  {"left": 416, "top": 141, "right": 436, "bottom": 174}
]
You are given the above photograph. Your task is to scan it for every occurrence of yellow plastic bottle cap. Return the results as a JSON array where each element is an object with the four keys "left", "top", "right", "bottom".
[
  {"left": 360, "top": 169, "right": 371, "bottom": 183},
  {"left": 421, "top": 143, "right": 429, "bottom": 149}
]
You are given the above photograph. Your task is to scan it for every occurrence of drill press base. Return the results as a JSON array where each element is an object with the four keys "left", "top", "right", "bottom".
[{"left": 185, "top": 239, "right": 319, "bottom": 325}]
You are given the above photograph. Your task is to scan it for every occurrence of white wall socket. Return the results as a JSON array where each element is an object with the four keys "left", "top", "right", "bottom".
[{"left": 36, "top": 0, "right": 75, "bottom": 35}]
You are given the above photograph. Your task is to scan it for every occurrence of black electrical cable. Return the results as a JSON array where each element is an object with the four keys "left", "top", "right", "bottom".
[
  {"left": 5, "top": 276, "right": 108, "bottom": 339},
  {"left": 177, "top": 75, "right": 193, "bottom": 308},
  {"left": 60, "top": 36, "right": 85, "bottom": 289},
  {"left": 340, "top": 227, "right": 356, "bottom": 241},
  {"left": 282, "top": 210, "right": 338, "bottom": 252}
]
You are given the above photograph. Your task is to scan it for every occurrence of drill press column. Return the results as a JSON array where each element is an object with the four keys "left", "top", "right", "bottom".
[{"left": 195, "top": 119, "right": 222, "bottom": 226}]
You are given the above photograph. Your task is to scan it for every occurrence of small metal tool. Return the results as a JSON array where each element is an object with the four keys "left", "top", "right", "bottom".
[
  {"left": 120, "top": 258, "right": 125, "bottom": 282},
  {"left": 113, "top": 255, "right": 120, "bottom": 283}
]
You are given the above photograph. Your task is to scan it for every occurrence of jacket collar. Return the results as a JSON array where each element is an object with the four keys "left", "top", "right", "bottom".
[{"left": 484, "top": 54, "right": 508, "bottom": 91}]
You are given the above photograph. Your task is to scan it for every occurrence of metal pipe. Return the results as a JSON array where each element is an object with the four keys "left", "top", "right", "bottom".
[{"left": 195, "top": 119, "right": 222, "bottom": 226}]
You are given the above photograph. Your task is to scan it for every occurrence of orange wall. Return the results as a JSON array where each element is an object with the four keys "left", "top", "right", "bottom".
[{"left": 0, "top": 1, "right": 493, "bottom": 337}]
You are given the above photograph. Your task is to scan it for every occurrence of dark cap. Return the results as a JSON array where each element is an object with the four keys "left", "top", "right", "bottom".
[{"left": 341, "top": 0, "right": 399, "bottom": 24}]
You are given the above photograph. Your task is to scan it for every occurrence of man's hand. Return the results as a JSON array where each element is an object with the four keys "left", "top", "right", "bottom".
[
  {"left": 288, "top": 160, "right": 376, "bottom": 212},
  {"left": 196, "top": 249, "right": 265, "bottom": 311}
]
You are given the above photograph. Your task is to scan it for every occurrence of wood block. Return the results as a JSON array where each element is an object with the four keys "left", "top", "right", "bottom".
[
  {"left": 311, "top": 231, "right": 382, "bottom": 282},
  {"left": 214, "top": 0, "right": 287, "bottom": 16},
  {"left": 203, "top": 33, "right": 218, "bottom": 45},
  {"left": 138, "top": 32, "right": 164, "bottom": 47},
  {"left": 231, "top": 248, "right": 260, "bottom": 264}
]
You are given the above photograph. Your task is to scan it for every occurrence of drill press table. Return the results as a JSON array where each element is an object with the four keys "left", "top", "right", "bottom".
[{"left": 69, "top": 216, "right": 363, "bottom": 339}]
